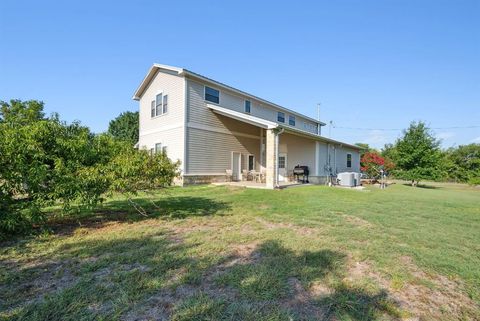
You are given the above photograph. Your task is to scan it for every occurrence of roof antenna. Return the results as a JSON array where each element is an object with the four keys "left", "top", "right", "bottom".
[{"left": 317, "top": 103, "right": 321, "bottom": 135}]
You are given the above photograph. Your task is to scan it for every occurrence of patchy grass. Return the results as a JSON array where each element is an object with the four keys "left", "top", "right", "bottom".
[{"left": 1, "top": 183, "right": 479, "bottom": 320}]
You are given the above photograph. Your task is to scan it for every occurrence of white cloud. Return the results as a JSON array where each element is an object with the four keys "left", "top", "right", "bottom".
[
  {"left": 436, "top": 132, "right": 455, "bottom": 140},
  {"left": 470, "top": 136, "right": 480, "bottom": 144},
  {"left": 362, "top": 130, "right": 391, "bottom": 149}
]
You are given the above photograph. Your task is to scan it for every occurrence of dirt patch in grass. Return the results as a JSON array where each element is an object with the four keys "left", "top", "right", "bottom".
[
  {"left": 342, "top": 214, "right": 374, "bottom": 228},
  {"left": 255, "top": 217, "right": 318, "bottom": 235},
  {"left": 0, "top": 259, "right": 78, "bottom": 313},
  {"left": 282, "top": 277, "right": 327, "bottom": 319},
  {"left": 346, "top": 256, "right": 477, "bottom": 320}
]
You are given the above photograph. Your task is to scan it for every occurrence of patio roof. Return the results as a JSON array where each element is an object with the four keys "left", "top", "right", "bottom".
[
  {"left": 208, "top": 104, "right": 363, "bottom": 150},
  {"left": 208, "top": 104, "right": 278, "bottom": 129}
]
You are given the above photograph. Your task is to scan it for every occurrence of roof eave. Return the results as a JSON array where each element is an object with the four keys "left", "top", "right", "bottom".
[{"left": 132, "top": 64, "right": 184, "bottom": 100}]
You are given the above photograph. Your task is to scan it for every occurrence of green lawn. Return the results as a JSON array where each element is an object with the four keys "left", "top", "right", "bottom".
[{"left": 1, "top": 183, "right": 479, "bottom": 320}]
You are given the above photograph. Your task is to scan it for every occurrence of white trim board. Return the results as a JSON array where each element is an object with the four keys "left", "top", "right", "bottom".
[
  {"left": 187, "top": 122, "right": 261, "bottom": 140},
  {"left": 139, "top": 123, "right": 184, "bottom": 136}
]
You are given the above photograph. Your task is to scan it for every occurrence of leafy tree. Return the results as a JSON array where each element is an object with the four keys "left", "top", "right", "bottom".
[
  {"left": 354, "top": 143, "right": 377, "bottom": 157},
  {"left": 108, "top": 111, "right": 139, "bottom": 145},
  {"left": 0, "top": 100, "right": 178, "bottom": 238},
  {"left": 442, "top": 144, "right": 480, "bottom": 184},
  {"left": 360, "top": 151, "right": 395, "bottom": 180},
  {"left": 387, "top": 121, "right": 441, "bottom": 186}
]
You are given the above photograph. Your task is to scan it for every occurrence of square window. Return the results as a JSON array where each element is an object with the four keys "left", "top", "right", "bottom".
[
  {"left": 205, "top": 86, "right": 220, "bottom": 104},
  {"left": 277, "top": 112, "right": 285, "bottom": 123}
]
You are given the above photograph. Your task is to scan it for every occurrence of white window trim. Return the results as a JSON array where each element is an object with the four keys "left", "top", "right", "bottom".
[
  {"left": 204, "top": 86, "right": 220, "bottom": 105},
  {"left": 277, "top": 111, "right": 285, "bottom": 123},
  {"left": 347, "top": 153, "right": 352, "bottom": 168},
  {"left": 151, "top": 91, "right": 169, "bottom": 119}
]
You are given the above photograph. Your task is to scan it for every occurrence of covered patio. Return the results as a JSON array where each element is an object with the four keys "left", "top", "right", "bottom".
[{"left": 208, "top": 104, "right": 320, "bottom": 189}]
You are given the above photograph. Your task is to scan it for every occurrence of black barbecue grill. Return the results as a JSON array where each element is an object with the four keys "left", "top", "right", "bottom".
[{"left": 293, "top": 165, "right": 309, "bottom": 183}]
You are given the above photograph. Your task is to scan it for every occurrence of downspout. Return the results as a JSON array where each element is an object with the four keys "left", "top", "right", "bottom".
[
  {"left": 333, "top": 145, "right": 337, "bottom": 175},
  {"left": 275, "top": 127, "right": 285, "bottom": 188},
  {"left": 326, "top": 143, "right": 330, "bottom": 185}
]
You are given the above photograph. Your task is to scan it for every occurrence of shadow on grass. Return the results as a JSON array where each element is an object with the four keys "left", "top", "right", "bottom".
[
  {"left": 401, "top": 183, "right": 441, "bottom": 189},
  {"left": 2, "top": 229, "right": 202, "bottom": 321},
  {"left": 4, "top": 236, "right": 401, "bottom": 321},
  {"left": 177, "top": 240, "right": 402, "bottom": 321},
  {"left": 47, "top": 196, "right": 231, "bottom": 236}
]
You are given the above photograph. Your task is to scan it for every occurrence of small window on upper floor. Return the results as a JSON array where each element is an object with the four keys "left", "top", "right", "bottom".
[
  {"left": 205, "top": 86, "right": 220, "bottom": 104},
  {"left": 277, "top": 112, "right": 285, "bottom": 123},
  {"left": 245, "top": 100, "right": 251, "bottom": 113},
  {"left": 163, "top": 95, "right": 168, "bottom": 114},
  {"left": 155, "top": 93, "right": 163, "bottom": 116},
  {"left": 347, "top": 153, "right": 352, "bottom": 168},
  {"left": 151, "top": 100, "right": 155, "bottom": 118},
  {"left": 289, "top": 115, "right": 296, "bottom": 126}
]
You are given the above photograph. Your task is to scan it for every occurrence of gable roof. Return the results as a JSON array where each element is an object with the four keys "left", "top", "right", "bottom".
[{"left": 133, "top": 63, "right": 326, "bottom": 126}]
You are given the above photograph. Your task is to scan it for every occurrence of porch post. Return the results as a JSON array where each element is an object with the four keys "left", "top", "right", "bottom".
[{"left": 265, "top": 129, "right": 277, "bottom": 189}]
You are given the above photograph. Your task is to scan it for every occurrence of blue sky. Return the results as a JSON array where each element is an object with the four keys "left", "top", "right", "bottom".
[{"left": 1, "top": 0, "right": 479, "bottom": 149}]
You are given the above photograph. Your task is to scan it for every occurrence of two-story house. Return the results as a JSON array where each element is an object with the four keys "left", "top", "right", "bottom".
[{"left": 133, "top": 63, "right": 361, "bottom": 188}]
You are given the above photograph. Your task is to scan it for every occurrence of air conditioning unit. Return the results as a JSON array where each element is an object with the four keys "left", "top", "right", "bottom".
[
  {"left": 353, "top": 172, "right": 361, "bottom": 186},
  {"left": 338, "top": 172, "right": 355, "bottom": 187}
]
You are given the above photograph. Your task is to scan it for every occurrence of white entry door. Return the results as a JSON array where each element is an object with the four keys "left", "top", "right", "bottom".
[
  {"left": 232, "top": 152, "right": 241, "bottom": 181},
  {"left": 278, "top": 153, "right": 287, "bottom": 182}
]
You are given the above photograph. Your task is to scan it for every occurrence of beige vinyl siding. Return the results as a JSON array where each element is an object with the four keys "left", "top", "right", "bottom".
[
  {"left": 137, "top": 126, "right": 184, "bottom": 164},
  {"left": 186, "top": 127, "right": 260, "bottom": 174},
  {"left": 278, "top": 133, "right": 316, "bottom": 173},
  {"left": 186, "top": 78, "right": 318, "bottom": 135},
  {"left": 138, "top": 70, "right": 186, "bottom": 168},
  {"left": 186, "top": 78, "right": 263, "bottom": 174},
  {"left": 139, "top": 70, "right": 185, "bottom": 135}
]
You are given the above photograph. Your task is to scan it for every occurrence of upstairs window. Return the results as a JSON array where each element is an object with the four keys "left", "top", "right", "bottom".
[
  {"left": 245, "top": 100, "right": 251, "bottom": 113},
  {"left": 151, "top": 93, "right": 168, "bottom": 117},
  {"left": 162, "top": 95, "right": 168, "bottom": 114},
  {"left": 151, "top": 100, "right": 155, "bottom": 118},
  {"left": 155, "top": 93, "right": 162, "bottom": 117},
  {"left": 289, "top": 115, "right": 296, "bottom": 126},
  {"left": 277, "top": 112, "right": 285, "bottom": 123},
  {"left": 347, "top": 153, "right": 352, "bottom": 168},
  {"left": 205, "top": 86, "right": 220, "bottom": 104}
]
